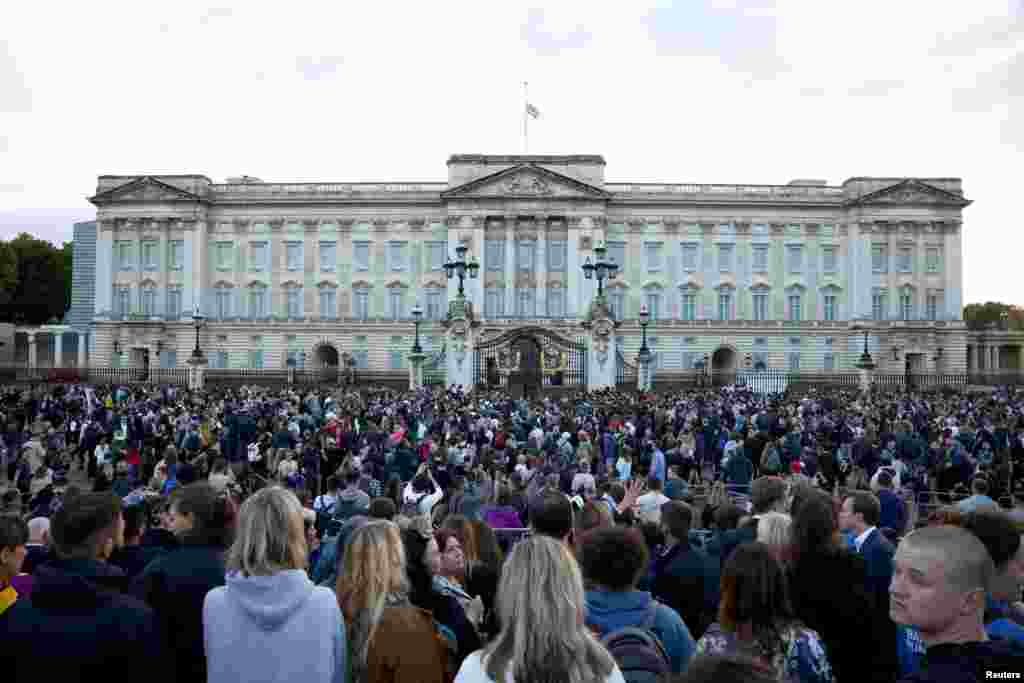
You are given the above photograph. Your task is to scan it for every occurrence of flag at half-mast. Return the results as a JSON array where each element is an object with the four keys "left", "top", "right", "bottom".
[{"left": 525, "top": 102, "right": 540, "bottom": 119}]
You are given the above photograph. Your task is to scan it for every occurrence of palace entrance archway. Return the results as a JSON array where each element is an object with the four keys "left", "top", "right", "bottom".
[
  {"left": 711, "top": 346, "right": 737, "bottom": 387},
  {"left": 475, "top": 326, "right": 586, "bottom": 398}
]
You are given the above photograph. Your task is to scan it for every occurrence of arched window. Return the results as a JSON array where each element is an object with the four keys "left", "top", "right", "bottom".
[
  {"left": 140, "top": 281, "right": 157, "bottom": 317},
  {"left": 283, "top": 282, "right": 303, "bottom": 319},
  {"left": 387, "top": 283, "right": 407, "bottom": 320},
  {"left": 785, "top": 285, "right": 805, "bottom": 322},
  {"left": 821, "top": 285, "right": 841, "bottom": 322},
  {"left": 900, "top": 285, "right": 916, "bottom": 321},
  {"left": 715, "top": 284, "right": 735, "bottom": 321}
]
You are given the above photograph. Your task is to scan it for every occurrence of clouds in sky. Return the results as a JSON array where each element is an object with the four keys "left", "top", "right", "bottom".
[{"left": 0, "top": 0, "right": 1021, "bottom": 303}]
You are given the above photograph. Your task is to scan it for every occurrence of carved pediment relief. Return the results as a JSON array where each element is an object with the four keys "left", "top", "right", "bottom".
[
  {"left": 442, "top": 164, "right": 610, "bottom": 200},
  {"left": 90, "top": 176, "right": 205, "bottom": 205},
  {"left": 846, "top": 179, "right": 970, "bottom": 208}
]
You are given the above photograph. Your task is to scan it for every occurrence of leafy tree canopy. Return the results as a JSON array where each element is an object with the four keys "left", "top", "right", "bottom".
[
  {"left": 0, "top": 233, "right": 72, "bottom": 325},
  {"left": 962, "top": 302, "right": 1024, "bottom": 331}
]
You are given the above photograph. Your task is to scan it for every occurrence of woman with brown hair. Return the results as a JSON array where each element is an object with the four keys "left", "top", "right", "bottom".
[
  {"left": 337, "top": 520, "right": 453, "bottom": 683},
  {"left": 787, "top": 489, "right": 897, "bottom": 682},
  {"left": 696, "top": 542, "right": 832, "bottom": 682}
]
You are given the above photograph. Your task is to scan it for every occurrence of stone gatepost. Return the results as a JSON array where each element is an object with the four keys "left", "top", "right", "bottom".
[
  {"left": 582, "top": 298, "right": 619, "bottom": 392},
  {"left": 187, "top": 355, "right": 207, "bottom": 390},
  {"left": 408, "top": 352, "right": 426, "bottom": 391},
  {"left": 442, "top": 295, "right": 478, "bottom": 391}
]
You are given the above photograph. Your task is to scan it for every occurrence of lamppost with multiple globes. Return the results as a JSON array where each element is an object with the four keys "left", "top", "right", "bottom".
[
  {"left": 444, "top": 244, "right": 479, "bottom": 298},
  {"left": 190, "top": 303, "right": 205, "bottom": 362},
  {"left": 411, "top": 302, "right": 424, "bottom": 354},
  {"left": 638, "top": 303, "right": 652, "bottom": 390},
  {"left": 581, "top": 240, "right": 619, "bottom": 301}
]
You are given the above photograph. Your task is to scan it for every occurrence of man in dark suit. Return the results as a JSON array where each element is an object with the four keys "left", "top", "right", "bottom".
[{"left": 840, "top": 491, "right": 895, "bottom": 604}]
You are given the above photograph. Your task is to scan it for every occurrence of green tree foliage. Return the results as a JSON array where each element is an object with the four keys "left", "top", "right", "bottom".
[
  {"left": 0, "top": 233, "right": 72, "bottom": 325},
  {"left": 962, "top": 302, "right": 1024, "bottom": 330}
]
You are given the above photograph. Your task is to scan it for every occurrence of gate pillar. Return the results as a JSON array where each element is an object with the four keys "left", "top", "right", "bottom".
[
  {"left": 582, "top": 298, "right": 619, "bottom": 392},
  {"left": 443, "top": 296, "right": 477, "bottom": 391}
]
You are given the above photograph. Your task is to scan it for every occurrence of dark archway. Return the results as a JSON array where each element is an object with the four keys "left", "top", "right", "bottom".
[
  {"left": 315, "top": 344, "right": 340, "bottom": 368},
  {"left": 711, "top": 347, "right": 736, "bottom": 372}
]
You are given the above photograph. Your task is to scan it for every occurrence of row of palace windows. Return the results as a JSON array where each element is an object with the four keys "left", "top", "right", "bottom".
[
  {"left": 623, "top": 242, "right": 944, "bottom": 275},
  {"left": 114, "top": 238, "right": 945, "bottom": 278},
  {"left": 112, "top": 283, "right": 946, "bottom": 324}
]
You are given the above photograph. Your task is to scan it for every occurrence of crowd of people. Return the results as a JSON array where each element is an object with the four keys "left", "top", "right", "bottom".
[{"left": 0, "top": 378, "right": 1023, "bottom": 682}]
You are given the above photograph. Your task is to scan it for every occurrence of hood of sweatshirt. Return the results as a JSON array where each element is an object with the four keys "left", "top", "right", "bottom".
[
  {"left": 224, "top": 569, "right": 315, "bottom": 631},
  {"left": 584, "top": 588, "right": 658, "bottom": 634}
]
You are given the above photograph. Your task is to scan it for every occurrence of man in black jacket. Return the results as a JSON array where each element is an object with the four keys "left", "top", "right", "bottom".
[
  {"left": 2, "top": 491, "right": 167, "bottom": 683},
  {"left": 645, "top": 500, "right": 719, "bottom": 639},
  {"left": 892, "top": 525, "right": 1024, "bottom": 682}
]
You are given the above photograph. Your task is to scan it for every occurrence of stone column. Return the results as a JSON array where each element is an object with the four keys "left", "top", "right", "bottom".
[
  {"left": 585, "top": 317, "right": 617, "bottom": 391},
  {"left": 445, "top": 324, "right": 475, "bottom": 390},
  {"left": 54, "top": 333, "right": 63, "bottom": 368},
  {"left": 408, "top": 352, "right": 426, "bottom": 390},
  {"left": 78, "top": 332, "right": 87, "bottom": 368},
  {"left": 505, "top": 217, "right": 516, "bottom": 316},
  {"left": 27, "top": 332, "right": 37, "bottom": 369}
]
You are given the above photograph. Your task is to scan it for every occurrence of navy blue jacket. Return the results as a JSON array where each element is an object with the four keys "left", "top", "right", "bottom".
[
  {"left": 642, "top": 540, "right": 720, "bottom": 639},
  {"left": 898, "top": 640, "right": 1024, "bottom": 682},
  {"left": 878, "top": 488, "right": 908, "bottom": 534},
  {"left": 2, "top": 558, "right": 167, "bottom": 683},
  {"left": 131, "top": 543, "right": 226, "bottom": 683},
  {"left": 859, "top": 527, "right": 896, "bottom": 606}
]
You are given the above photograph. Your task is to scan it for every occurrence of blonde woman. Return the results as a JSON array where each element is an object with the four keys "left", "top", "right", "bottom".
[
  {"left": 756, "top": 511, "right": 794, "bottom": 566},
  {"left": 203, "top": 486, "right": 346, "bottom": 683},
  {"left": 454, "top": 535, "right": 625, "bottom": 683},
  {"left": 337, "top": 520, "right": 453, "bottom": 683}
]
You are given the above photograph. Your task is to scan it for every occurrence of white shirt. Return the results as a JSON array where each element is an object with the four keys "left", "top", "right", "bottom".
[
  {"left": 455, "top": 650, "right": 625, "bottom": 683},
  {"left": 854, "top": 526, "right": 877, "bottom": 552},
  {"left": 636, "top": 491, "right": 671, "bottom": 523}
]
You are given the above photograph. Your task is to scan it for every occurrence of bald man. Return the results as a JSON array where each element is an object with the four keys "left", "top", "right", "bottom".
[{"left": 891, "top": 526, "right": 1024, "bottom": 682}]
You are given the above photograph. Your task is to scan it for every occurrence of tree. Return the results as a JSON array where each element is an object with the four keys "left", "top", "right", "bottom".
[
  {"left": 962, "top": 302, "right": 1024, "bottom": 330},
  {"left": 0, "top": 233, "right": 70, "bottom": 325},
  {"left": 0, "top": 241, "right": 18, "bottom": 310}
]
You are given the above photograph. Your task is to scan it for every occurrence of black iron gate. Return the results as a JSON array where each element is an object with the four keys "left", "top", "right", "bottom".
[
  {"left": 475, "top": 327, "right": 586, "bottom": 393},
  {"left": 616, "top": 348, "right": 637, "bottom": 389}
]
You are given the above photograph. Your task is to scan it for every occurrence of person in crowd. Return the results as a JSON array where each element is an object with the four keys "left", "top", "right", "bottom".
[
  {"left": 0, "top": 514, "right": 28, "bottom": 613},
  {"left": 207, "top": 456, "right": 235, "bottom": 493},
  {"left": 133, "top": 481, "right": 235, "bottom": 682},
  {"left": 313, "top": 515, "right": 370, "bottom": 588},
  {"left": 481, "top": 482, "right": 524, "bottom": 530},
  {"left": 755, "top": 511, "right": 793, "bottom": 566},
  {"left": 3, "top": 491, "right": 167, "bottom": 680},
  {"left": 636, "top": 476, "right": 671, "bottom": 524},
  {"left": 956, "top": 476, "right": 999, "bottom": 514},
  {"left": 890, "top": 525, "right": 1024, "bottom": 682},
  {"left": 874, "top": 469, "right": 908, "bottom": 535},
  {"left": 838, "top": 491, "right": 896, "bottom": 606},
  {"left": 108, "top": 502, "right": 163, "bottom": 579},
  {"left": 401, "top": 519, "right": 482, "bottom": 665},
  {"left": 530, "top": 491, "right": 576, "bottom": 545},
  {"left": 958, "top": 509, "right": 1024, "bottom": 641},
  {"left": 403, "top": 463, "right": 444, "bottom": 518},
  {"left": 706, "top": 476, "right": 788, "bottom": 567},
  {"left": 581, "top": 525, "right": 696, "bottom": 675},
  {"left": 204, "top": 485, "right": 346, "bottom": 683},
  {"left": 337, "top": 520, "right": 454, "bottom": 683},
  {"left": 644, "top": 500, "right": 720, "bottom": 640},
  {"left": 369, "top": 496, "right": 397, "bottom": 521},
  {"left": 21, "top": 516, "right": 50, "bottom": 575},
  {"left": 669, "top": 654, "right": 777, "bottom": 683},
  {"left": 788, "top": 488, "right": 898, "bottom": 682},
  {"left": 454, "top": 534, "right": 626, "bottom": 683},
  {"left": 695, "top": 542, "right": 833, "bottom": 682}
]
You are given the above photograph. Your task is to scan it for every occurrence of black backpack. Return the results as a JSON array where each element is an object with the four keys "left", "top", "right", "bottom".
[{"left": 596, "top": 601, "right": 672, "bottom": 683}]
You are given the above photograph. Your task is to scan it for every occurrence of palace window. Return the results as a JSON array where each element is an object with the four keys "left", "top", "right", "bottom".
[
  {"left": 426, "top": 242, "right": 445, "bottom": 271},
  {"left": 547, "top": 287, "right": 565, "bottom": 318},
  {"left": 926, "top": 247, "right": 941, "bottom": 273},
  {"left": 646, "top": 242, "right": 664, "bottom": 272},
  {"left": 140, "top": 284, "right": 156, "bottom": 317},
  {"left": 142, "top": 241, "right": 158, "bottom": 270},
  {"left": 517, "top": 241, "right": 534, "bottom": 271},
  {"left": 215, "top": 285, "right": 232, "bottom": 320},
  {"left": 897, "top": 247, "right": 912, "bottom": 273},
  {"left": 319, "top": 242, "right": 337, "bottom": 271},
  {"left": 388, "top": 241, "right": 408, "bottom": 271},
  {"left": 680, "top": 289, "right": 697, "bottom": 321},
  {"left": 169, "top": 241, "right": 184, "bottom": 270},
  {"left": 718, "top": 244, "right": 734, "bottom": 272},
  {"left": 610, "top": 290, "right": 625, "bottom": 321},
  {"left": 318, "top": 286, "right": 337, "bottom": 319},
  {"left": 822, "top": 247, "right": 837, "bottom": 273},
  {"left": 353, "top": 242, "right": 370, "bottom": 271},
  {"left": 250, "top": 242, "right": 268, "bottom": 272},
  {"left": 485, "top": 241, "right": 504, "bottom": 271},
  {"left": 872, "top": 289, "right": 888, "bottom": 321},
  {"left": 485, "top": 288, "right": 503, "bottom": 318},
  {"left": 607, "top": 242, "right": 626, "bottom": 272},
  {"left": 752, "top": 245, "right": 768, "bottom": 273},
  {"left": 166, "top": 287, "right": 182, "bottom": 318},
  {"left": 787, "top": 246, "right": 803, "bottom": 274},
  {"left": 872, "top": 244, "right": 888, "bottom": 273},
  {"left": 387, "top": 286, "right": 405, "bottom": 320},
  {"left": 249, "top": 284, "right": 268, "bottom": 318},
  {"left": 117, "top": 242, "right": 134, "bottom": 271},
  {"left": 682, "top": 243, "right": 698, "bottom": 271},
  {"left": 718, "top": 290, "right": 733, "bottom": 321},
  {"left": 285, "top": 285, "right": 302, "bottom": 318},
  {"left": 900, "top": 289, "right": 914, "bottom": 321},
  {"left": 788, "top": 294, "right": 802, "bottom": 321},
  {"left": 426, "top": 287, "right": 443, "bottom": 320},
  {"left": 926, "top": 291, "right": 943, "bottom": 321},
  {"left": 286, "top": 242, "right": 302, "bottom": 271},
  {"left": 823, "top": 294, "right": 837, "bottom": 322},
  {"left": 548, "top": 241, "right": 567, "bottom": 271}
]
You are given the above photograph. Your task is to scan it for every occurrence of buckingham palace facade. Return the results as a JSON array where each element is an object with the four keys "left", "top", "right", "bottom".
[{"left": 72, "top": 153, "right": 972, "bottom": 377}]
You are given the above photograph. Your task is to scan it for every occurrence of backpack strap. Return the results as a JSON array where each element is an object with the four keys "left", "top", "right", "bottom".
[{"left": 641, "top": 599, "right": 661, "bottom": 631}]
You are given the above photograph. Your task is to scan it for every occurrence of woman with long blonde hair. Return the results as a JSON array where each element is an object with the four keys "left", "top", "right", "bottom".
[
  {"left": 337, "top": 520, "right": 453, "bottom": 683},
  {"left": 454, "top": 535, "right": 625, "bottom": 683}
]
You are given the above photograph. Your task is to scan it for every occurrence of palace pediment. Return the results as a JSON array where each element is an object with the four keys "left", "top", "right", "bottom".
[
  {"left": 90, "top": 176, "right": 207, "bottom": 205},
  {"left": 442, "top": 164, "right": 610, "bottom": 201},
  {"left": 845, "top": 179, "right": 970, "bottom": 208}
]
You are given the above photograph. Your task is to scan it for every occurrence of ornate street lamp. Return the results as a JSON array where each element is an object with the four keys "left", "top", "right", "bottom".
[
  {"left": 191, "top": 303, "right": 205, "bottom": 362},
  {"left": 411, "top": 302, "right": 424, "bottom": 354},
  {"left": 581, "top": 240, "right": 619, "bottom": 299},
  {"left": 638, "top": 303, "right": 651, "bottom": 359},
  {"left": 444, "top": 243, "right": 479, "bottom": 298},
  {"left": 854, "top": 324, "right": 875, "bottom": 369}
]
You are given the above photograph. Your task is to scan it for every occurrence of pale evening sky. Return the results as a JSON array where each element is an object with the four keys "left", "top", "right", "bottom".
[{"left": 0, "top": 1, "right": 1021, "bottom": 305}]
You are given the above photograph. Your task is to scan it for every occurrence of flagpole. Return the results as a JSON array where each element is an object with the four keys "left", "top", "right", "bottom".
[{"left": 523, "top": 80, "right": 528, "bottom": 154}]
